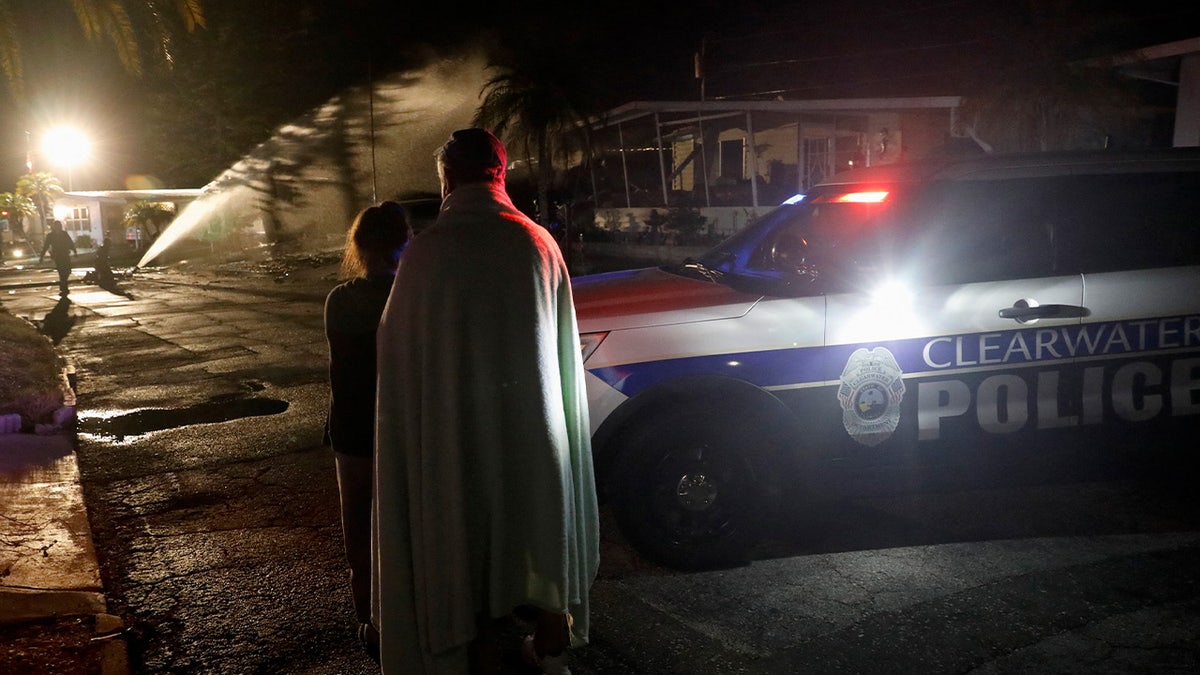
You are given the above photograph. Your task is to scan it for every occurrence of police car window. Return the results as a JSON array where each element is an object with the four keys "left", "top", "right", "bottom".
[
  {"left": 748, "top": 196, "right": 894, "bottom": 288},
  {"left": 697, "top": 205, "right": 800, "bottom": 272},
  {"left": 900, "top": 179, "right": 1058, "bottom": 285},
  {"left": 1049, "top": 171, "right": 1200, "bottom": 273}
]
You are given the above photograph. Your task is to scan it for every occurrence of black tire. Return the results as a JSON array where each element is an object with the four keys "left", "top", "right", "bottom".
[{"left": 611, "top": 410, "right": 770, "bottom": 570}]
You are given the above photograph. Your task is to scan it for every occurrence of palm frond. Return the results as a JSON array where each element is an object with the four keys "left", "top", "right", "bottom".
[
  {"left": 0, "top": 3, "right": 23, "bottom": 95},
  {"left": 100, "top": 1, "right": 141, "bottom": 76},
  {"left": 69, "top": 0, "right": 103, "bottom": 38},
  {"left": 1, "top": 0, "right": 206, "bottom": 89},
  {"left": 173, "top": 0, "right": 205, "bottom": 31}
]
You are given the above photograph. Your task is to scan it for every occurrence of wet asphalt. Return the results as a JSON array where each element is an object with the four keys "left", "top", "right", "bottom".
[{"left": 1, "top": 253, "right": 1198, "bottom": 674}]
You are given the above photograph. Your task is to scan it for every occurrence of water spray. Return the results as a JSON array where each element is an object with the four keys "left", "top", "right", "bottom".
[{"left": 136, "top": 51, "right": 487, "bottom": 268}]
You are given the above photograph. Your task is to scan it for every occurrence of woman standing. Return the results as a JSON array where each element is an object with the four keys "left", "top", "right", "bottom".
[{"left": 324, "top": 202, "right": 411, "bottom": 660}]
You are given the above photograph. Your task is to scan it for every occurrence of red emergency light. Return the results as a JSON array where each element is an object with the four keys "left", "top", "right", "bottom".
[{"left": 834, "top": 190, "right": 889, "bottom": 203}]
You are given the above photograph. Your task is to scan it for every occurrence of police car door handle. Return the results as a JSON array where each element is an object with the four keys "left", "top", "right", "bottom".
[{"left": 998, "top": 301, "right": 1091, "bottom": 322}]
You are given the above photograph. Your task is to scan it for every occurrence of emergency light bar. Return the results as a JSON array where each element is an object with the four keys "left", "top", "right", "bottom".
[
  {"left": 806, "top": 190, "right": 891, "bottom": 204},
  {"left": 834, "top": 191, "right": 889, "bottom": 203}
]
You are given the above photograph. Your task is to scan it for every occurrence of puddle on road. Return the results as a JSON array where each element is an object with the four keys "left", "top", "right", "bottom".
[{"left": 80, "top": 397, "right": 289, "bottom": 440}]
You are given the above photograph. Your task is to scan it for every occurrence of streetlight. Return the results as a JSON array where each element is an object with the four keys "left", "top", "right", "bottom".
[{"left": 42, "top": 126, "right": 91, "bottom": 191}]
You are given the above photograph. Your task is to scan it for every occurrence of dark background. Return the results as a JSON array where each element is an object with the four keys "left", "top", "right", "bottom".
[{"left": 1, "top": 0, "right": 1195, "bottom": 192}]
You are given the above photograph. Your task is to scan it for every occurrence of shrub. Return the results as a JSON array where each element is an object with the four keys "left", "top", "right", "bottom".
[
  {"left": 663, "top": 208, "right": 711, "bottom": 245},
  {"left": 0, "top": 307, "right": 67, "bottom": 426}
]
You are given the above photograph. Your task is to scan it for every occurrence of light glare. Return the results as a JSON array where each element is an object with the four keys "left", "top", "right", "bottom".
[
  {"left": 42, "top": 127, "right": 91, "bottom": 167},
  {"left": 871, "top": 279, "right": 914, "bottom": 308}
]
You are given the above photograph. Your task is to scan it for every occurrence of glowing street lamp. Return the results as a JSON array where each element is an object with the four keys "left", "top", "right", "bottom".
[{"left": 42, "top": 126, "right": 91, "bottom": 191}]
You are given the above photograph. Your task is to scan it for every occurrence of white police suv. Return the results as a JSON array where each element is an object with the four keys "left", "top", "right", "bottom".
[{"left": 572, "top": 148, "right": 1200, "bottom": 570}]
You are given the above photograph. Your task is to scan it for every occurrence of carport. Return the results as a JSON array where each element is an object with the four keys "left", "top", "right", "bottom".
[{"left": 582, "top": 97, "right": 962, "bottom": 212}]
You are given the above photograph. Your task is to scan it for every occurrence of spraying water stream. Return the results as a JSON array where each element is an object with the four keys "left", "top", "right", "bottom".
[{"left": 138, "top": 50, "right": 489, "bottom": 268}]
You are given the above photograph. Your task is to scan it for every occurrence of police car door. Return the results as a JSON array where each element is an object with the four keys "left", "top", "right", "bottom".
[
  {"left": 1050, "top": 169, "right": 1200, "bottom": 447},
  {"left": 821, "top": 177, "right": 1088, "bottom": 489}
]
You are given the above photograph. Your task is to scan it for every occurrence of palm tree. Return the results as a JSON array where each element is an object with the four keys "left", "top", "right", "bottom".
[
  {"left": 0, "top": 0, "right": 204, "bottom": 94},
  {"left": 955, "top": 1, "right": 1149, "bottom": 153},
  {"left": 15, "top": 171, "right": 64, "bottom": 247},
  {"left": 473, "top": 43, "right": 595, "bottom": 231},
  {"left": 122, "top": 199, "right": 175, "bottom": 247},
  {"left": 0, "top": 191, "right": 36, "bottom": 242}
]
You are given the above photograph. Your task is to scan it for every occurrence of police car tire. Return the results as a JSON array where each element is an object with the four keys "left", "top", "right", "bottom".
[{"left": 611, "top": 410, "right": 770, "bottom": 571}]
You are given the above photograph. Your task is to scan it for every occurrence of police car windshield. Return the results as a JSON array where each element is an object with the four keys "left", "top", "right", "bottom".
[
  {"left": 687, "top": 187, "right": 896, "bottom": 292},
  {"left": 693, "top": 204, "right": 799, "bottom": 272}
]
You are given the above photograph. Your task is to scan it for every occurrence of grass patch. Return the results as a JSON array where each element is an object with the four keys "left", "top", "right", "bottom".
[{"left": 0, "top": 305, "right": 66, "bottom": 426}]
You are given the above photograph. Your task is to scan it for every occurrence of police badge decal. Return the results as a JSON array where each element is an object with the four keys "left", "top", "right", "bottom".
[{"left": 837, "top": 347, "right": 906, "bottom": 446}]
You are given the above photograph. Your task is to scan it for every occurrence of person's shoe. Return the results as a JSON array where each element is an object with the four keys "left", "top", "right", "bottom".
[
  {"left": 522, "top": 635, "right": 571, "bottom": 675},
  {"left": 357, "top": 622, "right": 380, "bottom": 663}
]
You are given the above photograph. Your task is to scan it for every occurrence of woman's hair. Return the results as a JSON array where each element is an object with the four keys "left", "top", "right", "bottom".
[{"left": 338, "top": 202, "right": 413, "bottom": 280}]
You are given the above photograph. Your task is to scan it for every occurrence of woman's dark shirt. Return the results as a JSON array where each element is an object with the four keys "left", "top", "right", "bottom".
[{"left": 324, "top": 273, "right": 395, "bottom": 457}]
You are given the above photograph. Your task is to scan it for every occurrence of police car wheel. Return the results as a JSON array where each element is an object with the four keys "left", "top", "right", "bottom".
[{"left": 612, "top": 414, "right": 767, "bottom": 570}]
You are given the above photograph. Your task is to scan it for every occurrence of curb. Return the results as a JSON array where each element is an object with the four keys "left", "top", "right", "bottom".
[{"left": 0, "top": 355, "right": 129, "bottom": 673}]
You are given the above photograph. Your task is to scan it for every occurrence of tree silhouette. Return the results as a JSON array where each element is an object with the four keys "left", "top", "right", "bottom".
[
  {"left": 0, "top": 190, "right": 36, "bottom": 241},
  {"left": 123, "top": 199, "right": 175, "bottom": 243},
  {"left": 956, "top": 0, "right": 1162, "bottom": 152},
  {"left": 473, "top": 41, "right": 596, "bottom": 230},
  {"left": 15, "top": 171, "right": 63, "bottom": 246},
  {"left": 0, "top": 0, "right": 204, "bottom": 94}
]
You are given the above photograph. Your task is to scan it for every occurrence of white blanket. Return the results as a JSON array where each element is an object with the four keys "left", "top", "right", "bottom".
[{"left": 373, "top": 184, "right": 599, "bottom": 673}]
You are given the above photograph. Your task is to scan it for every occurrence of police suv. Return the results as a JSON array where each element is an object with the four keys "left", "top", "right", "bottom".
[{"left": 572, "top": 148, "right": 1200, "bottom": 570}]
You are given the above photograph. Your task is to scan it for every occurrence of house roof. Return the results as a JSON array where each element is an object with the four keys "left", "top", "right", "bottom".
[
  {"left": 62, "top": 188, "right": 205, "bottom": 202},
  {"left": 592, "top": 97, "right": 963, "bottom": 128},
  {"left": 1083, "top": 36, "right": 1200, "bottom": 86}
]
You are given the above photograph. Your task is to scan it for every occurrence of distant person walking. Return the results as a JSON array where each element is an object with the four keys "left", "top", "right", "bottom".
[
  {"left": 323, "top": 202, "right": 412, "bottom": 662},
  {"left": 39, "top": 219, "right": 76, "bottom": 297},
  {"left": 373, "top": 128, "right": 599, "bottom": 673}
]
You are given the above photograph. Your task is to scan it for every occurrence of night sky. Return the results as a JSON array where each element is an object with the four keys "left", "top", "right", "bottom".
[{"left": 0, "top": 0, "right": 1195, "bottom": 191}]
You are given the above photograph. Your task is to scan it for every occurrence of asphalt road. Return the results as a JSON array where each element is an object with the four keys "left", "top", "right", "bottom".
[{"left": 2, "top": 255, "right": 1198, "bottom": 674}]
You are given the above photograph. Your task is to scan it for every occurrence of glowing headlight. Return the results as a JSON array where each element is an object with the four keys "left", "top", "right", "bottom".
[
  {"left": 870, "top": 279, "right": 914, "bottom": 308},
  {"left": 579, "top": 332, "right": 608, "bottom": 362}
]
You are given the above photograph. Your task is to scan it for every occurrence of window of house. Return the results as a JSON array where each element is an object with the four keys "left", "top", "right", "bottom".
[
  {"left": 62, "top": 206, "right": 90, "bottom": 235},
  {"left": 720, "top": 139, "right": 744, "bottom": 180}
]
